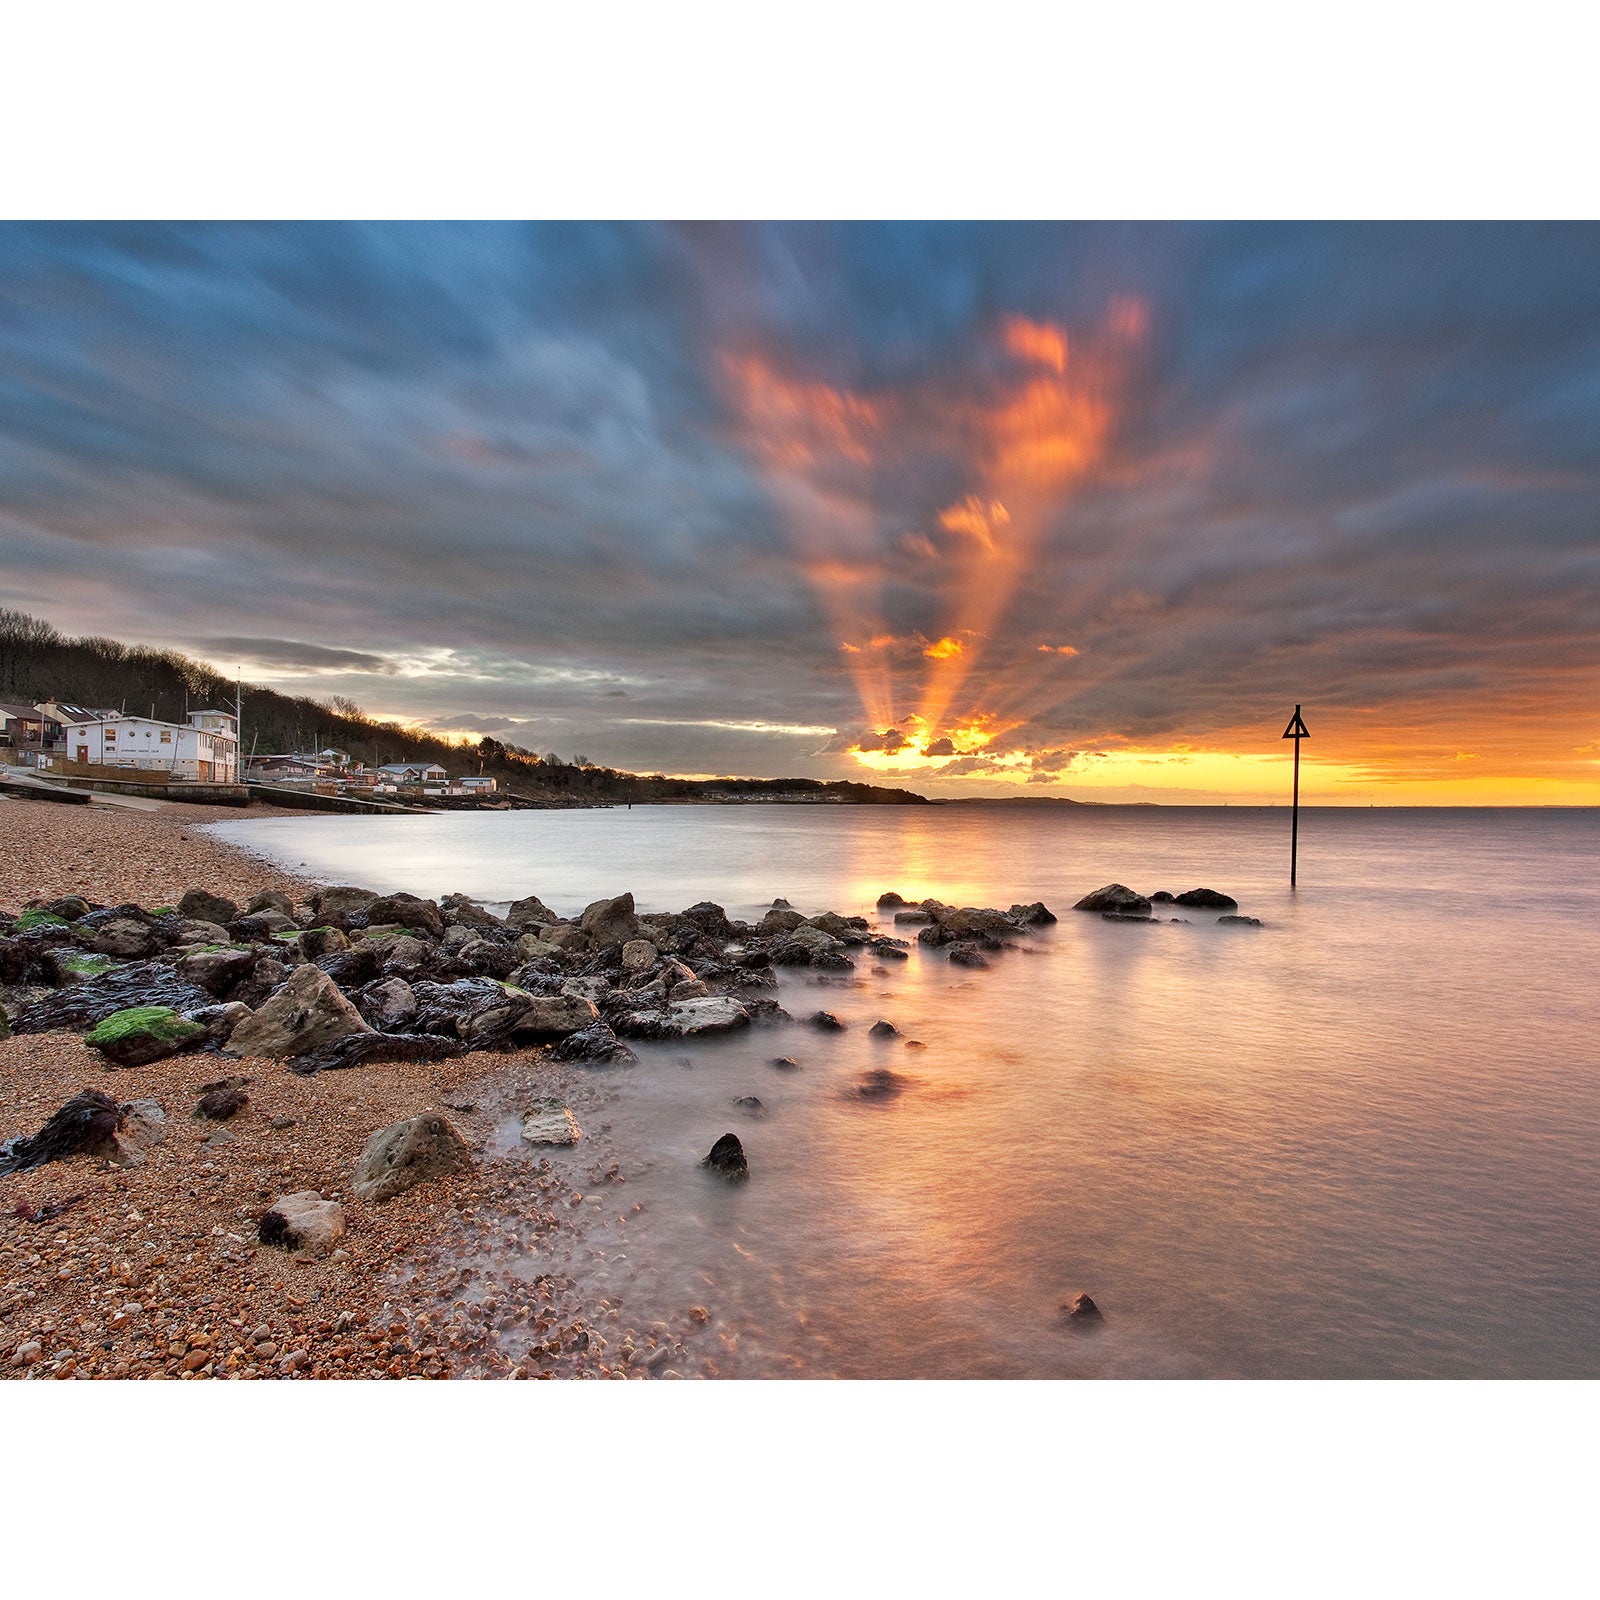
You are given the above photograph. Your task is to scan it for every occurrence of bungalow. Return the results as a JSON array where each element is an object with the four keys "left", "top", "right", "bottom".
[
  {"left": 460, "top": 775, "right": 497, "bottom": 793},
  {"left": 377, "top": 761, "right": 449, "bottom": 784}
]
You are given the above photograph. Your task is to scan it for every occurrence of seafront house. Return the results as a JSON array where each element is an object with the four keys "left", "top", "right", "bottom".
[
  {"left": 376, "top": 760, "right": 449, "bottom": 784},
  {"left": 460, "top": 775, "right": 497, "bottom": 792},
  {"left": 0, "top": 700, "right": 51, "bottom": 757},
  {"left": 44, "top": 706, "right": 240, "bottom": 783}
]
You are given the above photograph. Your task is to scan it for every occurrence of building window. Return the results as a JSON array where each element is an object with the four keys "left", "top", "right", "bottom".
[
  {"left": 160, "top": 729, "right": 171, "bottom": 743},
  {"left": 103, "top": 728, "right": 116, "bottom": 743}
]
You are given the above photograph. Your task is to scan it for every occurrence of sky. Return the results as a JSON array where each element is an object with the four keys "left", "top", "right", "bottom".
[{"left": 1, "top": 220, "right": 1598, "bottom": 803}]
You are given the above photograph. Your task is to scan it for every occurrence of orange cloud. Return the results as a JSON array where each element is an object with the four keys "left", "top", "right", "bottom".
[
  {"left": 1037, "top": 643, "right": 1080, "bottom": 656},
  {"left": 1002, "top": 315, "right": 1068, "bottom": 374},
  {"left": 923, "top": 636, "right": 963, "bottom": 660}
]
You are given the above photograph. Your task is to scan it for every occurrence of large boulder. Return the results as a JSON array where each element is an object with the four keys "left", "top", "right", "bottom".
[
  {"left": 614, "top": 995, "right": 750, "bottom": 1041},
  {"left": 1173, "top": 888, "right": 1239, "bottom": 910},
  {"left": 1073, "top": 884, "right": 1152, "bottom": 916},
  {"left": 178, "top": 945, "right": 258, "bottom": 997},
  {"left": 580, "top": 892, "right": 641, "bottom": 948},
  {"left": 258, "top": 1191, "right": 345, "bottom": 1254},
  {"left": 90, "top": 918, "right": 164, "bottom": 960},
  {"left": 83, "top": 1005, "right": 207, "bottom": 1068},
  {"left": 512, "top": 993, "right": 600, "bottom": 1040},
  {"left": 352, "top": 1113, "right": 471, "bottom": 1203},
  {"left": 356, "top": 976, "right": 418, "bottom": 1031},
  {"left": 363, "top": 893, "right": 444, "bottom": 938},
  {"left": 505, "top": 893, "right": 558, "bottom": 930},
  {"left": 178, "top": 888, "right": 240, "bottom": 926},
  {"left": 226, "top": 963, "right": 372, "bottom": 1061},
  {"left": 313, "top": 885, "right": 380, "bottom": 926}
]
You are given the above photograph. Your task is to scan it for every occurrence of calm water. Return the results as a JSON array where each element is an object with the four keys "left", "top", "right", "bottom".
[{"left": 211, "top": 804, "right": 1600, "bottom": 1378}]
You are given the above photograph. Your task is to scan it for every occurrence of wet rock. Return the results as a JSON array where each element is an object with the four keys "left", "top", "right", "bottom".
[
  {"left": 193, "top": 1087, "right": 248, "bottom": 1120},
  {"left": 621, "top": 938, "right": 658, "bottom": 973},
  {"left": 1217, "top": 914, "right": 1263, "bottom": 927},
  {"left": 356, "top": 975, "right": 417, "bottom": 1031},
  {"left": 1073, "top": 884, "right": 1152, "bottom": 916},
  {"left": 614, "top": 995, "right": 751, "bottom": 1040},
  {"left": 771, "top": 925, "right": 846, "bottom": 967},
  {"left": 90, "top": 917, "right": 164, "bottom": 960},
  {"left": 317, "top": 944, "right": 384, "bottom": 989},
  {"left": 187, "top": 1001, "right": 252, "bottom": 1047},
  {"left": 226, "top": 963, "right": 373, "bottom": 1061},
  {"left": 178, "top": 945, "right": 258, "bottom": 997},
  {"left": 1009, "top": 901, "right": 1058, "bottom": 925},
  {"left": 83, "top": 1005, "right": 208, "bottom": 1068},
  {"left": 505, "top": 892, "right": 559, "bottom": 929},
  {"left": 876, "top": 891, "right": 907, "bottom": 908},
  {"left": 245, "top": 889, "right": 296, "bottom": 918},
  {"left": 544, "top": 923, "right": 591, "bottom": 953},
  {"left": 365, "top": 893, "right": 445, "bottom": 939},
  {"left": 1061, "top": 1292, "right": 1103, "bottom": 1325},
  {"left": 13, "top": 961, "right": 212, "bottom": 1033},
  {"left": 1102, "top": 912, "right": 1157, "bottom": 924},
  {"left": 440, "top": 892, "right": 504, "bottom": 930},
  {"left": 352, "top": 1113, "right": 471, "bottom": 1203},
  {"left": 893, "top": 908, "right": 932, "bottom": 925},
  {"left": 258, "top": 1191, "right": 345, "bottom": 1254},
  {"left": 118, "top": 1098, "right": 166, "bottom": 1153},
  {"left": 807, "top": 1010, "right": 846, "bottom": 1031},
  {"left": 512, "top": 992, "right": 600, "bottom": 1040},
  {"left": 925, "top": 903, "right": 1019, "bottom": 940},
  {"left": 731, "top": 1096, "right": 766, "bottom": 1117},
  {"left": 228, "top": 911, "right": 300, "bottom": 942},
  {"left": 869, "top": 1019, "right": 901, "bottom": 1038},
  {"left": 580, "top": 892, "right": 641, "bottom": 948},
  {"left": 178, "top": 888, "right": 240, "bottom": 925},
  {"left": 700, "top": 1132, "right": 749, "bottom": 1182},
  {"left": 551, "top": 1021, "right": 638, "bottom": 1065},
  {"left": 520, "top": 1099, "right": 582, "bottom": 1147},
  {"left": 312, "top": 885, "right": 379, "bottom": 926},
  {"left": 768, "top": 1055, "right": 801, "bottom": 1071},
  {"left": 946, "top": 942, "right": 990, "bottom": 968},
  {"left": 297, "top": 926, "right": 349, "bottom": 960},
  {"left": 289, "top": 1032, "right": 465, "bottom": 1075},
  {"left": 0, "top": 1090, "right": 126, "bottom": 1176},
  {"left": 452, "top": 938, "right": 518, "bottom": 980},
  {"left": 850, "top": 1067, "right": 905, "bottom": 1100},
  {"left": 1174, "top": 888, "right": 1238, "bottom": 910},
  {"left": 381, "top": 935, "right": 435, "bottom": 978}
]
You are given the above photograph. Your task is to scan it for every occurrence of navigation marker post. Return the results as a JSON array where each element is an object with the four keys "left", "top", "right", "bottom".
[{"left": 1282, "top": 704, "right": 1309, "bottom": 887}]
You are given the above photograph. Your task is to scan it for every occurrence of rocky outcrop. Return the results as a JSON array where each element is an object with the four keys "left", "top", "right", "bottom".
[
  {"left": 1073, "top": 884, "right": 1152, "bottom": 916},
  {"left": 580, "top": 892, "right": 640, "bottom": 948},
  {"left": 520, "top": 1099, "right": 581, "bottom": 1147},
  {"left": 700, "top": 1132, "right": 749, "bottom": 1182},
  {"left": 1173, "top": 888, "right": 1238, "bottom": 910},
  {"left": 297, "top": 926, "right": 349, "bottom": 960},
  {"left": 352, "top": 1113, "right": 471, "bottom": 1203},
  {"left": 226, "top": 963, "right": 373, "bottom": 1061},
  {"left": 258, "top": 1191, "right": 345, "bottom": 1254}
]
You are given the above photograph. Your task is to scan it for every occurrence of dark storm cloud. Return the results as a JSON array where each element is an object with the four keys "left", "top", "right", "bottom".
[{"left": 1, "top": 221, "right": 1598, "bottom": 788}]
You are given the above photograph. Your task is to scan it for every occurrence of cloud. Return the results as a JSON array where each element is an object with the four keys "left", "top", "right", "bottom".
[{"left": 198, "top": 636, "right": 399, "bottom": 674}]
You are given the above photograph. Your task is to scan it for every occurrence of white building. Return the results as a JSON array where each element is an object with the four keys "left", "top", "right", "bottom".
[
  {"left": 59, "top": 708, "right": 239, "bottom": 782},
  {"left": 460, "top": 775, "right": 497, "bottom": 793},
  {"left": 377, "top": 761, "right": 449, "bottom": 784}
]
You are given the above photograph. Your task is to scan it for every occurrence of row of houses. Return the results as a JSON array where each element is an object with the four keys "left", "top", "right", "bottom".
[
  {"left": 1, "top": 699, "right": 240, "bottom": 783},
  {"left": 243, "top": 748, "right": 496, "bottom": 797}
]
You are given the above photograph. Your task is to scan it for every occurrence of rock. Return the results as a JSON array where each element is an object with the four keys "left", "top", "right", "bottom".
[
  {"left": 245, "top": 890, "right": 296, "bottom": 918},
  {"left": 771, "top": 924, "right": 846, "bottom": 966},
  {"left": 380, "top": 935, "right": 433, "bottom": 978},
  {"left": 118, "top": 1098, "right": 166, "bottom": 1153},
  {"left": 225, "top": 963, "right": 373, "bottom": 1060},
  {"left": 289, "top": 1032, "right": 466, "bottom": 1075},
  {"left": 1217, "top": 914, "right": 1263, "bottom": 927},
  {"left": 512, "top": 993, "right": 600, "bottom": 1040},
  {"left": 614, "top": 996, "right": 751, "bottom": 1041},
  {"left": 768, "top": 1056, "right": 801, "bottom": 1071},
  {"left": 1102, "top": 912, "right": 1157, "bottom": 924},
  {"left": 310, "top": 945, "right": 380, "bottom": 990},
  {"left": 193, "top": 1088, "right": 248, "bottom": 1121},
  {"left": 1150, "top": 890, "right": 1175, "bottom": 903},
  {"left": 850, "top": 1067, "right": 905, "bottom": 1100},
  {"left": 946, "top": 942, "right": 991, "bottom": 968},
  {"left": 869, "top": 1019, "right": 900, "bottom": 1038},
  {"left": 620, "top": 938, "right": 658, "bottom": 973},
  {"left": 1073, "top": 884, "right": 1152, "bottom": 916},
  {"left": 551, "top": 1022, "right": 638, "bottom": 1065},
  {"left": 12, "top": 961, "right": 212, "bottom": 1033},
  {"left": 178, "top": 945, "right": 258, "bottom": 997},
  {"left": 760, "top": 907, "right": 808, "bottom": 935},
  {"left": 893, "top": 908, "right": 932, "bottom": 925},
  {"left": 520, "top": 1099, "right": 582, "bottom": 1147},
  {"left": 364, "top": 893, "right": 445, "bottom": 938},
  {"left": 90, "top": 918, "right": 164, "bottom": 960},
  {"left": 927, "top": 903, "right": 1020, "bottom": 939},
  {"left": 807, "top": 1011, "right": 846, "bottom": 1031},
  {"left": 297, "top": 926, "right": 349, "bottom": 960},
  {"left": 312, "top": 885, "right": 379, "bottom": 926},
  {"left": 1009, "top": 901, "right": 1057, "bottom": 925},
  {"left": 188, "top": 1001, "right": 252, "bottom": 1047},
  {"left": 1061, "top": 1292, "right": 1103, "bottom": 1324},
  {"left": 1174, "top": 888, "right": 1239, "bottom": 910},
  {"left": 356, "top": 976, "right": 417, "bottom": 1031},
  {"left": 515, "top": 932, "right": 563, "bottom": 962},
  {"left": 731, "top": 1096, "right": 766, "bottom": 1117},
  {"left": 177, "top": 888, "right": 239, "bottom": 925},
  {"left": 876, "top": 891, "right": 907, "bottom": 908},
  {"left": 351, "top": 1113, "right": 471, "bottom": 1203},
  {"left": 0, "top": 1090, "right": 125, "bottom": 1176},
  {"left": 579, "top": 892, "right": 641, "bottom": 948},
  {"left": 505, "top": 893, "right": 559, "bottom": 929},
  {"left": 700, "top": 1132, "right": 749, "bottom": 1182},
  {"left": 452, "top": 938, "right": 518, "bottom": 980},
  {"left": 228, "top": 911, "right": 299, "bottom": 941},
  {"left": 83, "top": 1005, "right": 208, "bottom": 1067},
  {"left": 543, "top": 923, "right": 591, "bottom": 953},
  {"left": 258, "top": 1191, "right": 345, "bottom": 1254},
  {"left": 440, "top": 893, "right": 504, "bottom": 930}
]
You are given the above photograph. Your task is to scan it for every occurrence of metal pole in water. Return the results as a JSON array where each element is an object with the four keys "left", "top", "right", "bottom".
[{"left": 1282, "top": 704, "right": 1309, "bottom": 886}]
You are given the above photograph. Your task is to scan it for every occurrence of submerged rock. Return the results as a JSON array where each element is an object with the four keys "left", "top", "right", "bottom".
[
  {"left": 807, "top": 1011, "right": 846, "bottom": 1032},
  {"left": 700, "top": 1132, "right": 749, "bottom": 1182},
  {"left": 352, "top": 1113, "right": 471, "bottom": 1203},
  {"left": 1073, "top": 884, "right": 1152, "bottom": 916},
  {"left": 732, "top": 1095, "right": 766, "bottom": 1117},
  {"left": 768, "top": 1055, "right": 801, "bottom": 1071},
  {"left": 869, "top": 1019, "right": 901, "bottom": 1038},
  {"left": 1173, "top": 888, "right": 1238, "bottom": 910},
  {"left": 551, "top": 1021, "right": 639, "bottom": 1065},
  {"left": 1217, "top": 914, "right": 1263, "bottom": 927},
  {"left": 850, "top": 1067, "right": 905, "bottom": 1100},
  {"left": 614, "top": 995, "right": 751, "bottom": 1041},
  {"left": 520, "top": 1099, "right": 582, "bottom": 1147},
  {"left": 1061, "top": 1291, "right": 1103, "bottom": 1325}
]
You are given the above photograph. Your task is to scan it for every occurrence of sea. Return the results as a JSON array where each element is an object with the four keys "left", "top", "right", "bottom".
[{"left": 208, "top": 803, "right": 1600, "bottom": 1378}]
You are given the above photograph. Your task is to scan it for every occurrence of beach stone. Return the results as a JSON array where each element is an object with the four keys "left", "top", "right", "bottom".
[
  {"left": 313, "top": 886, "right": 379, "bottom": 926},
  {"left": 1073, "top": 884, "right": 1152, "bottom": 916},
  {"left": 297, "top": 926, "right": 349, "bottom": 960},
  {"left": 351, "top": 1113, "right": 471, "bottom": 1203},
  {"left": 178, "top": 888, "right": 239, "bottom": 926},
  {"left": 505, "top": 893, "right": 559, "bottom": 929},
  {"left": 520, "top": 1099, "right": 582, "bottom": 1147},
  {"left": 187, "top": 1000, "right": 252, "bottom": 1046},
  {"left": 580, "top": 892, "right": 641, "bottom": 948},
  {"left": 700, "top": 1132, "right": 749, "bottom": 1182},
  {"left": 91, "top": 918, "right": 164, "bottom": 960},
  {"left": 550, "top": 1021, "right": 639, "bottom": 1065},
  {"left": 178, "top": 945, "right": 258, "bottom": 997},
  {"left": 621, "top": 938, "right": 658, "bottom": 972},
  {"left": 1061, "top": 1292, "right": 1103, "bottom": 1325},
  {"left": 228, "top": 911, "right": 299, "bottom": 941},
  {"left": 512, "top": 992, "right": 600, "bottom": 1039},
  {"left": 1174, "top": 888, "right": 1239, "bottom": 910},
  {"left": 258, "top": 1191, "right": 346, "bottom": 1254},
  {"left": 193, "top": 1087, "right": 248, "bottom": 1121},
  {"left": 358, "top": 976, "right": 417, "bottom": 1031},
  {"left": 118, "top": 1098, "right": 166, "bottom": 1153},
  {"left": 226, "top": 963, "right": 373, "bottom": 1060},
  {"left": 170, "top": 918, "right": 233, "bottom": 947},
  {"left": 365, "top": 893, "right": 445, "bottom": 938},
  {"left": 869, "top": 1019, "right": 900, "bottom": 1038},
  {"left": 514, "top": 932, "right": 562, "bottom": 962},
  {"left": 245, "top": 890, "right": 296, "bottom": 918}
]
